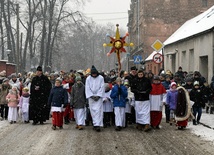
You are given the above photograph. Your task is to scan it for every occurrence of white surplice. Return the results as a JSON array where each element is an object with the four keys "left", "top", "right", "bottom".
[{"left": 135, "top": 100, "right": 150, "bottom": 124}]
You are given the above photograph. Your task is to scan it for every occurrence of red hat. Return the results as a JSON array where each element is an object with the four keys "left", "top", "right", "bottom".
[{"left": 171, "top": 82, "right": 177, "bottom": 88}]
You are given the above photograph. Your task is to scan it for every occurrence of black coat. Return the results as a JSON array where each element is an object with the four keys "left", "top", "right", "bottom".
[
  {"left": 29, "top": 74, "right": 52, "bottom": 121},
  {"left": 190, "top": 88, "right": 205, "bottom": 108},
  {"left": 131, "top": 77, "right": 152, "bottom": 101}
]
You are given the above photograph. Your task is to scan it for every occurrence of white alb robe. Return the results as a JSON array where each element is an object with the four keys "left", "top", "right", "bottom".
[
  {"left": 85, "top": 75, "right": 105, "bottom": 127},
  {"left": 114, "top": 107, "right": 125, "bottom": 127},
  {"left": 135, "top": 100, "right": 150, "bottom": 124},
  {"left": 74, "top": 108, "right": 85, "bottom": 126}
]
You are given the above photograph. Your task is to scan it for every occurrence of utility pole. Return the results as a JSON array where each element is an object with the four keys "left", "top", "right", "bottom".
[{"left": 16, "top": 3, "right": 20, "bottom": 73}]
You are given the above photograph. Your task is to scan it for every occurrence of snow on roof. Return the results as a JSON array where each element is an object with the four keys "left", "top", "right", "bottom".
[
  {"left": 145, "top": 50, "right": 162, "bottom": 61},
  {"left": 164, "top": 5, "right": 214, "bottom": 46}
]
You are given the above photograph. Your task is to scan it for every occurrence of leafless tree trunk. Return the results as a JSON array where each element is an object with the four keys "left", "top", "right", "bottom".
[{"left": 0, "top": 0, "right": 5, "bottom": 59}]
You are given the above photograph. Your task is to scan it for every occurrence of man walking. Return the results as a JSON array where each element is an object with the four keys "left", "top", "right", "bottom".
[{"left": 85, "top": 65, "right": 105, "bottom": 132}]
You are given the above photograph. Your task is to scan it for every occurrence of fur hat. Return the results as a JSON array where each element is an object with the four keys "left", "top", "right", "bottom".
[
  {"left": 37, "top": 66, "right": 42, "bottom": 71},
  {"left": 91, "top": 65, "right": 98, "bottom": 74}
]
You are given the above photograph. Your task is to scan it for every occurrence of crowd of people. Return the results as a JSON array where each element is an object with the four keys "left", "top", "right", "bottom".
[{"left": 0, "top": 65, "right": 214, "bottom": 132}]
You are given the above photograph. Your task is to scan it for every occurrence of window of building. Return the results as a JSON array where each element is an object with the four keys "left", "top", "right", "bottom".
[
  {"left": 189, "top": 49, "right": 194, "bottom": 72},
  {"left": 202, "top": 0, "right": 208, "bottom": 7},
  {"left": 182, "top": 51, "right": 186, "bottom": 69}
]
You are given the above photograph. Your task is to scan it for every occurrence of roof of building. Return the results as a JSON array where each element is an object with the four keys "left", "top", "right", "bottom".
[
  {"left": 145, "top": 50, "right": 162, "bottom": 61},
  {"left": 164, "top": 5, "right": 214, "bottom": 46}
]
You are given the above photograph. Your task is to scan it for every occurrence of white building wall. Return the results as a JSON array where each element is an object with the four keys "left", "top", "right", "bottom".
[{"left": 164, "top": 31, "right": 214, "bottom": 83}]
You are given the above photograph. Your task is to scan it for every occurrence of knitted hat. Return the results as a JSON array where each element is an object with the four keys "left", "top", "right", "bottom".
[
  {"left": 124, "top": 79, "right": 129, "bottom": 86},
  {"left": 116, "top": 77, "right": 122, "bottom": 82},
  {"left": 194, "top": 81, "right": 199, "bottom": 86},
  {"left": 22, "top": 87, "right": 29, "bottom": 92},
  {"left": 37, "top": 66, "right": 42, "bottom": 71},
  {"left": 91, "top": 65, "right": 98, "bottom": 74},
  {"left": 153, "top": 75, "right": 160, "bottom": 81},
  {"left": 171, "top": 82, "right": 177, "bottom": 88},
  {"left": 75, "top": 76, "right": 82, "bottom": 81},
  {"left": 55, "top": 78, "right": 62, "bottom": 84},
  {"left": 3, "top": 78, "right": 9, "bottom": 83},
  {"left": 11, "top": 73, "right": 17, "bottom": 78},
  {"left": 130, "top": 66, "right": 137, "bottom": 71},
  {"left": 185, "top": 77, "right": 193, "bottom": 82}
]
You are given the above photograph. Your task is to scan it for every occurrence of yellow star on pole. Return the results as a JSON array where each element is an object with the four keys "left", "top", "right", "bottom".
[{"left": 103, "top": 24, "right": 134, "bottom": 72}]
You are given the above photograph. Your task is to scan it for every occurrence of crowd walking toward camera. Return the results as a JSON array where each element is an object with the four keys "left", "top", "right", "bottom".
[{"left": 0, "top": 65, "right": 213, "bottom": 132}]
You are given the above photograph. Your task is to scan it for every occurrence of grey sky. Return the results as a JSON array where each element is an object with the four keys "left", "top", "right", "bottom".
[{"left": 83, "top": 0, "right": 131, "bottom": 30}]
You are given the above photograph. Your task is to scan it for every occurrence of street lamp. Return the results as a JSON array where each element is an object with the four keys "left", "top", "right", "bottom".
[{"left": 6, "top": 49, "right": 11, "bottom": 62}]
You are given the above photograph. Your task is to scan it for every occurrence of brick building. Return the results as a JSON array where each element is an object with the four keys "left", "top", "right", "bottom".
[
  {"left": 0, "top": 60, "right": 16, "bottom": 77},
  {"left": 127, "top": 0, "right": 214, "bottom": 74}
]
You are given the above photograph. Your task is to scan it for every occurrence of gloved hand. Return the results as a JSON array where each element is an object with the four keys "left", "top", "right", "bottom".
[
  {"left": 93, "top": 96, "right": 100, "bottom": 101},
  {"left": 86, "top": 103, "right": 89, "bottom": 108},
  {"left": 63, "top": 104, "right": 67, "bottom": 108},
  {"left": 91, "top": 96, "right": 100, "bottom": 101}
]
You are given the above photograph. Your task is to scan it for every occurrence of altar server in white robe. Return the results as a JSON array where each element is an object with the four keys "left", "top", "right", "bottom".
[
  {"left": 110, "top": 77, "right": 128, "bottom": 131},
  {"left": 131, "top": 70, "right": 152, "bottom": 132},
  {"left": 71, "top": 76, "right": 86, "bottom": 130},
  {"left": 85, "top": 65, "right": 105, "bottom": 132},
  {"left": 103, "top": 83, "right": 113, "bottom": 128}
]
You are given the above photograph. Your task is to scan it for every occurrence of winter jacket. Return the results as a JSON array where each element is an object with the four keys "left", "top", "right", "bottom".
[
  {"left": 166, "top": 89, "right": 178, "bottom": 110},
  {"left": 190, "top": 88, "right": 205, "bottom": 108},
  {"left": 183, "top": 83, "right": 193, "bottom": 93},
  {"left": 110, "top": 84, "right": 128, "bottom": 107},
  {"left": 0, "top": 83, "right": 11, "bottom": 105},
  {"left": 131, "top": 77, "right": 152, "bottom": 101},
  {"left": 6, "top": 91, "right": 20, "bottom": 107},
  {"left": 48, "top": 86, "right": 68, "bottom": 107},
  {"left": 161, "top": 81, "right": 171, "bottom": 90},
  {"left": 70, "top": 82, "right": 86, "bottom": 109}
]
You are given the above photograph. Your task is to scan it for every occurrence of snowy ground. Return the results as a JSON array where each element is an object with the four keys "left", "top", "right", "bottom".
[
  {"left": 188, "top": 110, "right": 214, "bottom": 145},
  {"left": 0, "top": 109, "right": 214, "bottom": 155}
]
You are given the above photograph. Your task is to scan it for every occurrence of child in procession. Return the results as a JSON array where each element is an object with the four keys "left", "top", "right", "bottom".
[
  {"left": 48, "top": 78, "right": 68, "bottom": 130},
  {"left": 124, "top": 79, "right": 135, "bottom": 128},
  {"left": 166, "top": 82, "right": 178, "bottom": 126},
  {"left": 103, "top": 83, "right": 113, "bottom": 128},
  {"left": 6, "top": 86, "right": 20, "bottom": 124},
  {"left": 150, "top": 76, "right": 166, "bottom": 129},
  {"left": 18, "top": 87, "right": 30, "bottom": 123},
  {"left": 110, "top": 77, "right": 128, "bottom": 131},
  {"left": 190, "top": 81, "right": 205, "bottom": 125},
  {"left": 70, "top": 76, "right": 86, "bottom": 130}
]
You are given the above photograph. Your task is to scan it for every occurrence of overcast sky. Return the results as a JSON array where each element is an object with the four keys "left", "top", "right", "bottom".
[{"left": 83, "top": 0, "right": 131, "bottom": 30}]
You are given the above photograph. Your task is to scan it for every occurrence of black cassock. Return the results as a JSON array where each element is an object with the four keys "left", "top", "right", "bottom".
[{"left": 29, "top": 74, "right": 52, "bottom": 123}]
